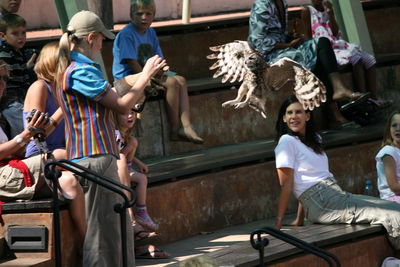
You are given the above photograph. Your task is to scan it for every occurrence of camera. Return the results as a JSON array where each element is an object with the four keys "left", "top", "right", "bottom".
[{"left": 26, "top": 109, "right": 50, "bottom": 125}]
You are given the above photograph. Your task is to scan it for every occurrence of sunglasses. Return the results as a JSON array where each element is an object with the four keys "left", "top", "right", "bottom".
[{"left": 0, "top": 75, "right": 9, "bottom": 82}]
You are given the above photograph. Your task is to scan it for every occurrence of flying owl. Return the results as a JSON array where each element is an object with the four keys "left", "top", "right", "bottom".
[{"left": 207, "top": 40, "right": 327, "bottom": 118}]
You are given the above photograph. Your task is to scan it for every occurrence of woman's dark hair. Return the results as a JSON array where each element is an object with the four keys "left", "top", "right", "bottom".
[{"left": 275, "top": 95, "right": 323, "bottom": 154}]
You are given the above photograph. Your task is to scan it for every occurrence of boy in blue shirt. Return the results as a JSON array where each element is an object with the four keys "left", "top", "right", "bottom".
[{"left": 113, "top": 0, "right": 203, "bottom": 144}]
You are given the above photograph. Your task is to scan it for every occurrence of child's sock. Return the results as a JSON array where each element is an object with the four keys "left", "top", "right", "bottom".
[{"left": 135, "top": 205, "right": 157, "bottom": 230}]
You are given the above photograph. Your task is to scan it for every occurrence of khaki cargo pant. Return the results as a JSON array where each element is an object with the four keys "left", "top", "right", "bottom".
[
  {"left": 299, "top": 177, "right": 400, "bottom": 249},
  {"left": 77, "top": 154, "right": 135, "bottom": 267}
]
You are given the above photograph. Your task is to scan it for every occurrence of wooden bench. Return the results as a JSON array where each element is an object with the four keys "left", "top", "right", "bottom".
[
  {"left": 201, "top": 224, "right": 393, "bottom": 267},
  {"left": 144, "top": 121, "right": 385, "bottom": 183}
]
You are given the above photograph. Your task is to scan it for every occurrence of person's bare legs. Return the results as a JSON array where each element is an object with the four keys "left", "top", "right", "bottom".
[
  {"left": 365, "top": 65, "right": 377, "bottom": 98},
  {"left": 58, "top": 171, "right": 87, "bottom": 245},
  {"left": 330, "top": 72, "right": 362, "bottom": 101},
  {"left": 352, "top": 60, "right": 367, "bottom": 93},
  {"left": 164, "top": 76, "right": 181, "bottom": 137},
  {"left": 329, "top": 102, "right": 349, "bottom": 124},
  {"left": 164, "top": 75, "right": 203, "bottom": 144},
  {"left": 175, "top": 75, "right": 203, "bottom": 144}
]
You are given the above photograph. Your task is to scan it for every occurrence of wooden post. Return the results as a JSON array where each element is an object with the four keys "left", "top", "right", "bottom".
[
  {"left": 331, "top": 0, "right": 374, "bottom": 55},
  {"left": 53, "top": 0, "right": 110, "bottom": 80},
  {"left": 54, "top": 0, "right": 88, "bottom": 31},
  {"left": 182, "top": 0, "right": 191, "bottom": 24},
  {"left": 87, "top": 0, "right": 114, "bottom": 30}
]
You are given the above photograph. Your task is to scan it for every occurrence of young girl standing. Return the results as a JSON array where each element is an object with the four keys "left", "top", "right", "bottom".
[
  {"left": 274, "top": 95, "right": 400, "bottom": 249},
  {"left": 376, "top": 111, "right": 400, "bottom": 203},
  {"left": 55, "top": 10, "right": 166, "bottom": 267}
]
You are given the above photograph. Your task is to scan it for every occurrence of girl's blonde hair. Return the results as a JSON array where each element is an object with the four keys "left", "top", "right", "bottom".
[
  {"left": 34, "top": 42, "right": 59, "bottom": 83},
  {"left": 382, "top": 110, "right": 400, "bottom": 147},
  {"left": 113, "top": 83, "right": 136, "bottom": 141}
]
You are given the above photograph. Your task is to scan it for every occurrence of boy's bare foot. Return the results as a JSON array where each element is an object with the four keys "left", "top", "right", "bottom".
[{"left": 170, "top": 127, "right": 204, "bottom": 144}]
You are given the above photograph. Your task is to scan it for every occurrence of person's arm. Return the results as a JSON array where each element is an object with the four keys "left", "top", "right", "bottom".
[
  {"left": 45, "top": 108, "right": 64, "bottom": 136},
  {"left": 274, "top": 38, "right": 303, "bottom": 49},
  {"left": 100, "top": 55, "right": 166, "bottom": 114},
  {"left": 275, "top": 167, "right": 294, "bottom": 229},
  {"left": 382, "top": 155, "right": 400, "bottom": 195},
  {"left": 324, "top": 1, "right": 339, "bottom": 37},
  {"left": 131, "top": 156, "right": 148, "bottom": 174},
  {"left": 300, "top": 6, "right": 313, "bottom": 40},
  {"left": 0, "top": 110, "right": 48, "bottom": 160},
  {"left": 23, "top": 80, "right": 48, "bottom": 112}
]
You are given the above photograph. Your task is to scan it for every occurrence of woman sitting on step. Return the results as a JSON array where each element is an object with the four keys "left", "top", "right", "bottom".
[{"left": 274, "top": 95, "right": 400, "bottom": 250}]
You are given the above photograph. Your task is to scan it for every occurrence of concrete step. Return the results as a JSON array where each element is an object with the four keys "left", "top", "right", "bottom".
[{"left": 0, "top": 258, "right": 52, "bottom": 267}]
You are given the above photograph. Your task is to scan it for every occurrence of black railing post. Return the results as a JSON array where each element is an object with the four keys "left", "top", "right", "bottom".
[{"left": 250, "top": 227, "right": 341, "bottom": 267}]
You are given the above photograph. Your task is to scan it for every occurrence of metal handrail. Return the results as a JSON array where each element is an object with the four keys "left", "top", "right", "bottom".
[
  {"left": 44, "top": 159, "right": 135, "bottom": 267},
  {"left": 250, "top": 226, "right": 341, "bottom": 267}
]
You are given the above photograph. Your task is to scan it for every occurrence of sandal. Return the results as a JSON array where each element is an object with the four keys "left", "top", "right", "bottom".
[
  {"left": 368, "top": 98, "right": 393, "bottom": 109},
  {"left": 135, "top": 245, "right": 171, "bottom": 259},
  {"left": 133, "top": 223, "right": 159, "bottom": 246},
  {"left": 339, "top": 92, "right": 370, "bottom": 111},
  {"left": 135, "top": 230, "right": 160, "bottom": 246}
]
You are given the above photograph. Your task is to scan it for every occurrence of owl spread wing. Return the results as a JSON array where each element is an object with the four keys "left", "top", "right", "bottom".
[
  {"left": 208, "top": 41, "right": 327, "bottom": 118},
  {"left": 207, "top": 40, "right": 252, "bottom": 83},
  {"left": 268, "top": 57, "right": 327, "bottom": 110}
]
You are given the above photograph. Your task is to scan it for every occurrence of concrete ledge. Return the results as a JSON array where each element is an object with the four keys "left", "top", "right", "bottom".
[{"left": 145, "top": 122, "right": 384, "bottom": 183}]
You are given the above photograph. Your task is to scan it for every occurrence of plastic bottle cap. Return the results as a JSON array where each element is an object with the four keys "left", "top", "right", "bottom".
[{"left": 366, "top": 180, "right": 372, "bottom": 185}]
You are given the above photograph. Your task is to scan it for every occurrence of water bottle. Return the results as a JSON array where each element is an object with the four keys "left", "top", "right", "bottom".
[{"left": 364, "top": 180, "right": 374, "bottom": 196}]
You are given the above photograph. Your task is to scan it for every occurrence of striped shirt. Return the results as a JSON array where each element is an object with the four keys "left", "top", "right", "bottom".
[{"left": 57, "top": 51, "right": 118, "bottom": 160}]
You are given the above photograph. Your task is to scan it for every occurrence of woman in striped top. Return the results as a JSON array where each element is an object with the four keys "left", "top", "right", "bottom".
[{"left": 55, "top": 11, "right": 166, "bottom": 267}]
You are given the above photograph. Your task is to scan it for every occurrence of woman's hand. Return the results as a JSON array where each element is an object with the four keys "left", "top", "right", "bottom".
[
  {"left": 26, "top": 110, "right": 51, "bottom": 141},
  {"left": 142, "top": 55, "right": 168, "bottom": 79},
  {"left": 288, "top": 38, "right": 303, "bottom": 48}
]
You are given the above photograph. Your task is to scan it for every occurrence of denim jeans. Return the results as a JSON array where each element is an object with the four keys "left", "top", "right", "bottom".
[
  {"left": 1, "top": 101, "right": 24, "bottom": 139},
  {"left": 299, "top": 177, "right": 400, "bottom": 249}
]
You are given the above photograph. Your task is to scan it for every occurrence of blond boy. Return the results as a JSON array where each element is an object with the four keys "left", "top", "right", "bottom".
[{"left": 112, "top": 0, "right": 203, "bottom": 144}]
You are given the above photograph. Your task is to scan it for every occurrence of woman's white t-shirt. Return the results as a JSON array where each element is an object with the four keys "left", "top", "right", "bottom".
[
  {"left": 274, "top": 134, "right": 333, "bottom": 198},
  {"left": 375, "top": 145, "right": 400, "bottom": 199}
]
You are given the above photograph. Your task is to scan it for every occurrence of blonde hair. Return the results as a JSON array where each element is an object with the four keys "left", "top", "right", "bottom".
[
  {"left": 113, "top": 83, "right": 136, "bottom": 141},
  {"left": 382, "top": 110, "right": 400, "bottom": 148},
  {"left": 130, "top": 0, "right": 156, "bottom": 18},
  {"left": 179, "top": 256, "right": 218, "bottom": 267},
  {"left": 55, "top": 31, "right": 84, "bottom": 90},
  {"left": 34, "top": 42, "right": 59, "bottom": 83}
]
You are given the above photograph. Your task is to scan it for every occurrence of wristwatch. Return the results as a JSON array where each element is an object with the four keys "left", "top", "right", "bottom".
[{"left": 14, "top": 135, "right": 26, "bottom": 147}]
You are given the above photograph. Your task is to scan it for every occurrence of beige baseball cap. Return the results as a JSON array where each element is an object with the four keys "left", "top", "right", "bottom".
[{"left": 67, "top": 10, "right": 115, "bottom": 40}]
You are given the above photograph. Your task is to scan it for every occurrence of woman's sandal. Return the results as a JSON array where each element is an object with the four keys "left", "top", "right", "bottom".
[
  {"left": 339, "top": 92, "right": 370, "bottom": 111},
  {"left": 135, "top": 245, "right": 171, "bottom": 259}
]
